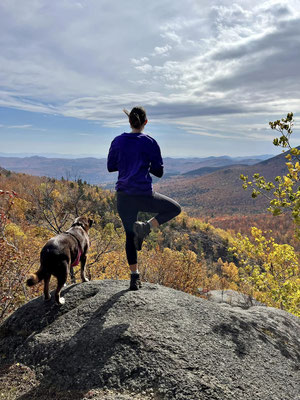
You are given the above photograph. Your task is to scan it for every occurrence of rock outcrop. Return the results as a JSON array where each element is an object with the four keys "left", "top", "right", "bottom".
[
  {"left": 202, "top": 289, "right": 265, "bottom": 308},
  {"left": 0, "top": 280, "right": 299, "bottom": 400}
]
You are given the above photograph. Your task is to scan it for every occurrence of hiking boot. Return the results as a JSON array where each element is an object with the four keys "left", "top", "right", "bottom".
[
  {"left": 129, "top": 273, "right": 142, "bottom": 291},
  {"left": 133, "top": 221, "right": 151, "bottom": 251}
]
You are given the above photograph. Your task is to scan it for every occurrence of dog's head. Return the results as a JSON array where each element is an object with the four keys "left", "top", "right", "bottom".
[{"left": 72, "top": 216, "right": 93, "bottom": 232}]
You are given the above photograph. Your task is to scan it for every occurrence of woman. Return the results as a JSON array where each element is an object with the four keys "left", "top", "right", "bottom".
[{"left": 107, "top": 106, "right": 181, "bottom": 290}]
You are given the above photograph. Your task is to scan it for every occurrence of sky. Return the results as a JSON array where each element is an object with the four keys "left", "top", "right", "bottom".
[{"left": 0, "top": 0, "right": 300, "bottom": 158}]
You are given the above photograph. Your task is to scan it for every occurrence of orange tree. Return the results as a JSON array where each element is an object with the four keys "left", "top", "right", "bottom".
[{"left": 0, "top": 190, "right": 44, "bottom": 321}]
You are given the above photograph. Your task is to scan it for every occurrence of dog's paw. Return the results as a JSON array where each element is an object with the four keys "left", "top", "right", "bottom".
[
  {"left": 58, "top": 297, "right": 65, "bottom": 305},
  {"left": 81, "top": 277, "right": 89, "bottom": 282}
]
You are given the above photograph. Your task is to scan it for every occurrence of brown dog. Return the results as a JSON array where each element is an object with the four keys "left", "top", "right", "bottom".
[{"left": 27, "top": 216, "right": 93, "bottom": 304}]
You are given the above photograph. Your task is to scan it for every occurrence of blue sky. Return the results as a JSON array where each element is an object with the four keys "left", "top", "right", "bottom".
[{"left": 0, "top": 0, "right": 299, "bottom": 158}]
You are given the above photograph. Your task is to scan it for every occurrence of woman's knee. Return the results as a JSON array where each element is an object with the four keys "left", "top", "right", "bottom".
[
  {"left": 154, "top": 198, "right": 181, "bottom": 225},
  {"left": 172, "top": 201, "right": 181, "bottom": 218}
]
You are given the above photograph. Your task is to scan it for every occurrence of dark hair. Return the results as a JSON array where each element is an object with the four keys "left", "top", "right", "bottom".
[{"left": 129, "top": 106, "right": 147, "bottom": 130}]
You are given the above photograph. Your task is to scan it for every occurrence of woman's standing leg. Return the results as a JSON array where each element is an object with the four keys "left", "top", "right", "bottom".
[{"left": 117, "top": 192, "right": 141, "bottom": 290}]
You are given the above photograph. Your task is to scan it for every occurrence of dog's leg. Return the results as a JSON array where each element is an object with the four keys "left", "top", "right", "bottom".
[
  {"left": 44, "top": 274, "right": 51, "bottom": 301},
  {"left": 80, "top": 254, "right": 89, "bottom": 282},
  {"left": 55, "top": 279, "right": 66, "bottom": 305},
  {"left": 55, "top": 265, "right": 67, "bottom": 305},
  {"left": 70, "top": 265, "right": 76, "bottom": 284}
]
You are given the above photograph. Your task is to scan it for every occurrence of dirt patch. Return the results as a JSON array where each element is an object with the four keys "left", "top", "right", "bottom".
[{"left": 0, "top": 363, "right": 39, "bottom": 399}]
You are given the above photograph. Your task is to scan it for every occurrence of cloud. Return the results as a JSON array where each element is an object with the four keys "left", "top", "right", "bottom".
[
  {"left": 131, "top": 57, "right": 150, "bottom": 65},
  {"left": 208, "top": 17, "right": 300, "bottom": 97},
  {"left": 7, "top": 124, "right": 32, "bottom": 129},
  {"left": 0, "top": 0, "right": 299, "bottom": 152},
  {"left": 135, "top": 64, "right": 153, "bottom": 73},
  {"left": 160, "top": 31, "right": 182, "bottom": 44},
  {"left": 152, "top": 44, "right": 172, "bottom": 56},
  {"left": 184, "top": 126, "right": 272, "bottom": 141}
]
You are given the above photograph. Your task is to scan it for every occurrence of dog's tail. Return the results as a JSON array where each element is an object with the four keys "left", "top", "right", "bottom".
[{"left": 26, "top": 270, "right": 44, "bottom": 286}]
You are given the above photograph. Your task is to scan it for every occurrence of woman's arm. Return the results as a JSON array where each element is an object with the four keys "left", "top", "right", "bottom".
[
  {"left": 107, "top": 139, "right": 119, "bottom": 172},
  {"left": 149, "top": 139, "right": 164, "bottom": 178},
  {"left": 150, "top": 164, "right": 163, "bottom": 178}
]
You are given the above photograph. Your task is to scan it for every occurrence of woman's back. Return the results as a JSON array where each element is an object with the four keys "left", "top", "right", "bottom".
[{"left": 107, "top": 131, "right": 163, "bottom": 195}]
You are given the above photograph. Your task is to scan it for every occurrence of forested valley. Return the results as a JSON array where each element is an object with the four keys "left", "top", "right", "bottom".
[{"left": 1, "top": 161, "right": 299, "bottom": 321}]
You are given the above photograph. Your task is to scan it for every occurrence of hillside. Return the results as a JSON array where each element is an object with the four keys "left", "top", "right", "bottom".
[
  {"left": 0, "top": 154, "right": 270, "bottom": 185},
  {"left": 0, "top": 280, "right": 299, "bottom": 400},
  {"left": 0, "top": 166, "right": 244, "bottom": 322},
  {"left": 182, "top": 166, "right": 226, "bottom": 177},
  {"left": 154, "top": 150, "right": 291, "bottom": 216},
  {"left": 163, "top": 155, "right": 267, "bottom": 173},
  {"left": 1, "top": 163, "right": 298, "bottom": 324},
  {"left": 209, "top": 213, "right": 300, "bottom": 252}
]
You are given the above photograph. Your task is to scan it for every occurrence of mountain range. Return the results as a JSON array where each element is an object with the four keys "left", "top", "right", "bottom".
[
  {"left": 0, "top": 154, "right": 272, "bottom": 185},
  {"left": 154, "top": 149, "right": 293, "bottom": 216},
  {"left": 0, "top": 150, "right": 293, "bottom": 217}
]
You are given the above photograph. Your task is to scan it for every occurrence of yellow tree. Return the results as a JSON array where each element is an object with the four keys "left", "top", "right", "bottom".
[
  {"left": 138, "top": 246, "right": 207, "bottom": 295},
  {"left": 231, "top": 227, "right": 300, "bottom": 316},
  {"left": 241, "top": 112, "right": 300, "bottom": 238},
  {"left": 239, "top": 113, "right": 300, "bottom": 316}
]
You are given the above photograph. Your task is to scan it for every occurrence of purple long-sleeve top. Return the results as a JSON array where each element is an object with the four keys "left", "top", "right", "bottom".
[{"left": 107, "top": 132, "right": 164, "bottom": 195}]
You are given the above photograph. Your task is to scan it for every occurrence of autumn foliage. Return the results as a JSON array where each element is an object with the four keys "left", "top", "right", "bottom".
[
  {"left": 231, "top": 227, "right": 299, "bottom": 316},
  {"left": 0, "top": 130, "right": 299, "bottom": 323},
  {"left": 0, "top": 188, "right": 41, "bottom": 319}
]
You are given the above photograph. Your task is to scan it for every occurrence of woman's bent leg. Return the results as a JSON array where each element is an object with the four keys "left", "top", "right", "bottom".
[
  {"left": 132, "top": 192, "right": 181, "bottom": 250},
  {"left": 118, "top": 190, "right": 181, "bottom": 258},
  {"left": 140, "top": 192, "right": 181, "bottom": 225}
]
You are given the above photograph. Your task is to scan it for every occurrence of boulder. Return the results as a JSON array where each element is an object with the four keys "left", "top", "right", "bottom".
[{"left": 0, "top": 280, "right": 299, "bottom": 399}]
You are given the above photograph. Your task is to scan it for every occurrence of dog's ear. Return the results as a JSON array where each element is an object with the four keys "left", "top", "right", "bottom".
[
  {"left": 72, "top": 217, "right": 85, "bottom": 229},
  {"left": 88, "top": 218, "right": 94, "bottom": 228}
]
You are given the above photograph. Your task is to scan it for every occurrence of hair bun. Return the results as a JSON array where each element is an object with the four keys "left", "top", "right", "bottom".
[
  {"left": 133, "top": 112, "right": 141, "bottom": 123},
  {"left": 129, "top": 106, "right": 147, "bottom": 130}
]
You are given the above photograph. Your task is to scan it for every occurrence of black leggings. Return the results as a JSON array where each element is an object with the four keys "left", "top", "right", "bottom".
[{"left": 117, "top": 191, "right": 181, "bottom": 265}]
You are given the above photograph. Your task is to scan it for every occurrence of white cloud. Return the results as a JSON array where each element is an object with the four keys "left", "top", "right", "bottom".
[
  {"left": 185, "top": 128, "right": 239, "bottom": 140},
  {"left": 0, "top": 0, "right": 299, "bottom": 152},
  {"left": 131, "top": 57, "right": 149, "bottom": 65},
  {"left": 160, "top": 31, "right": 182, "bottom": 44},
  {"left": 7, "top": 124, "right": 32, "bottom": 129},
  {"left": 135, "top": 64, "right": 153, "bottom": 73},
  {"left": 152, "top": 44, "right": 172, "bottom": 56}
]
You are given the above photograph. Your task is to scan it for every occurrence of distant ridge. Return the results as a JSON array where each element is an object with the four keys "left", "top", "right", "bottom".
[
  {"left": 0, "top": 154, "right": 273, "bottom": 185},
  {"left": 155, "top": 148, "right": 297, "bottom": 216},
  {"left": 182, "top": 165, "right": 247, "bottom": 177},
  {"left": 0, "top": 156, "right": 109, "bottom": 184},
  {"left": 0, "top": 152, "right": 105, "bottom": 158}
]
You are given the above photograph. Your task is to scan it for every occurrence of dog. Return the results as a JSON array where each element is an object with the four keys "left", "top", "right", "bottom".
[{"left": 27, "top": 216, "right": 93, "bottom": 305}]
